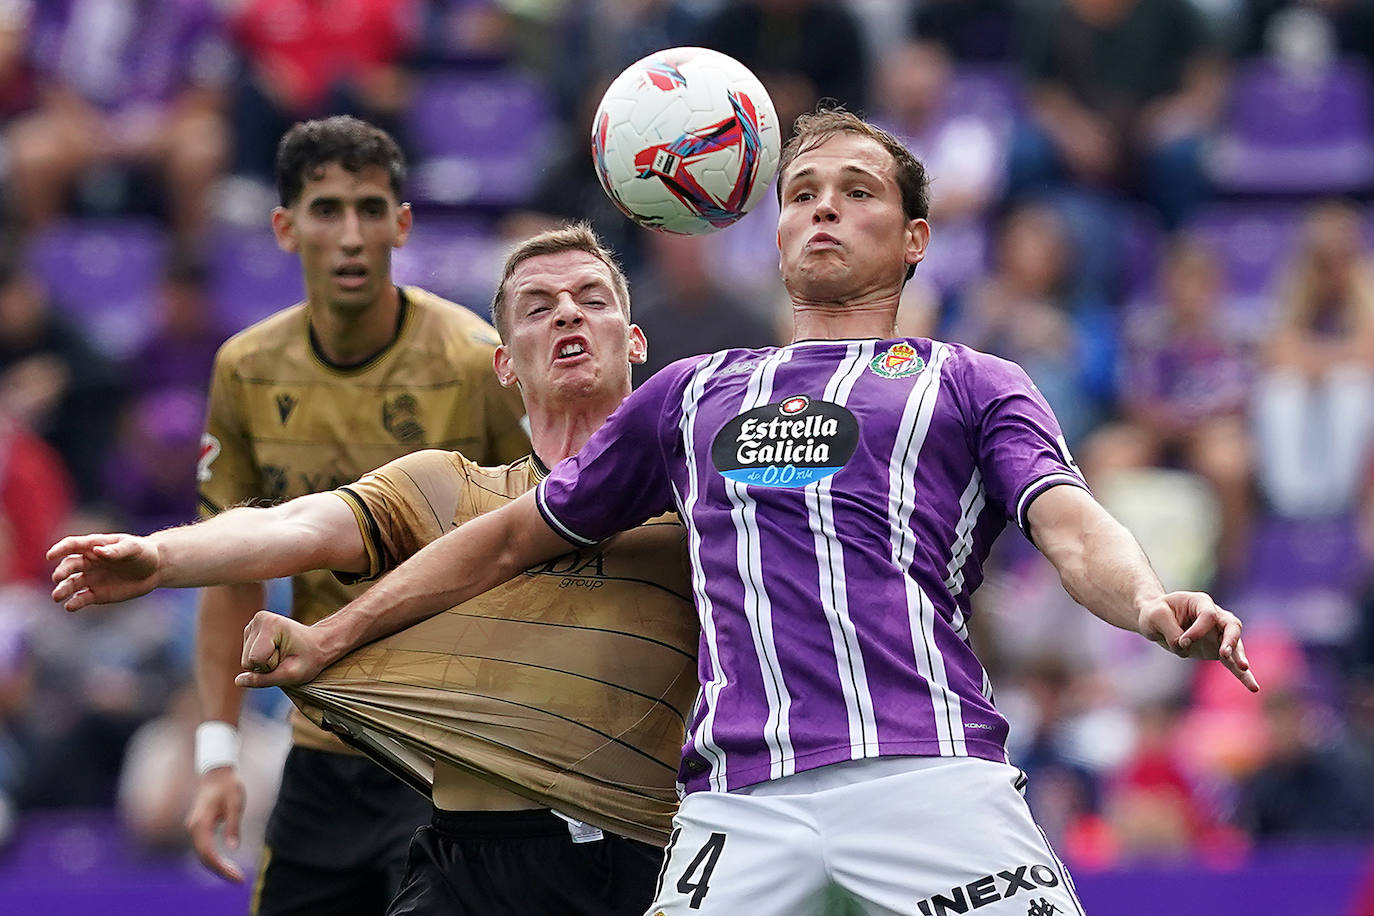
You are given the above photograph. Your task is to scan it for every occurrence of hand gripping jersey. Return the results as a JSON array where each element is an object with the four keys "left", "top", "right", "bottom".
[
  {"left": 287, "top": 451, "right": 699, "bottom": 846},
  {"left": 198, "top": 287, "right": 529, "bottom": 750},
  {"left": 536, "top": 339, "right": 1088, "bottom": 796}
]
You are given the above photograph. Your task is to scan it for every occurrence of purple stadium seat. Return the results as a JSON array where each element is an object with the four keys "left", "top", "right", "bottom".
[
  {"left": 392, "top": 219, "right": 503, "bottom": 315},
  {"left": 27, "top": 219, "right": 166, "bottom": 359},
  {"left": 1180, "top": 203, "right": 1307, "bottom": 336},
  {"left": 406, "top": 70, "right": 554, "bottom": 208},
  {"left": 207, "top": 225, "right": 303, "bottom": 333},
  {"left": 1206, "top": 57, "right": 1374, "bottom": 195}
]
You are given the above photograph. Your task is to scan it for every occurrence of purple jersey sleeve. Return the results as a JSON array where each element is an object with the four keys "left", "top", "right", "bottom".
[
  {"left": 959, "top": 351, "right": 1087, "bottom": 535},
  {"left": 535, "top": 360, "right": 696, "bottom": 546}
]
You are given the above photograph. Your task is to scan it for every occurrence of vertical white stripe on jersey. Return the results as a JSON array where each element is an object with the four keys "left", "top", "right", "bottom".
[
  {"left": 725, "top": 348, "right": 797, "bottom": 779},
  {"left": 943, "top": 468, "right": 985, "bottom": 597},
  {"left": 886, "top": 342, "right": 968, "bottom": 756},
  {"left": 678, "top": 352, "right": 731, "bottom": 791},
  {"left": 806, "top": 341, "right": 880, "bottom": 759}
]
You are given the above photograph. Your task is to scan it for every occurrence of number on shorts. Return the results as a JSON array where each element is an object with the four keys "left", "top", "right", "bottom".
[{"left": 676, "top": 831, "right": 726, "bottom": 909}]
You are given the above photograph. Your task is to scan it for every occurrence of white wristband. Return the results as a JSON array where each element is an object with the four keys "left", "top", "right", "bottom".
[{"left": 195, "top": 721, "right": 239, "bottom": 775}]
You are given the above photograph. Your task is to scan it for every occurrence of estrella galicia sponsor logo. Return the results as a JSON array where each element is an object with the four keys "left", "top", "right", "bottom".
[
  {"left": 915, "top": 864, "right": 1060, "bottom": 916},
  {"left": 711, "top": 395, "right": 858, "bottom": 488},
  {"left": 869, "top": 342, "right": 925, "bottom": 379}
]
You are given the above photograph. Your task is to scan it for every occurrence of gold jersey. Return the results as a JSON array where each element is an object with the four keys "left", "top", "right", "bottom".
[
  {"left": 287, "top": 449, "right": 698, "bottom": 846},
  {"left": 198, "top": 286, "right": 529, "bottom": 750}
]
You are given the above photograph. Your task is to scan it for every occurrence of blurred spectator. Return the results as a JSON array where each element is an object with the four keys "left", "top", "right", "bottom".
[
  {"left": 872, "top": 40, "right": 1010, "bottom": 223},
  {"left": 226, "top": 0, "right": 422, "bottom": 181},
  {"left": 4, "top": 0, "right": 232, "bottom": 245},
  {"left": 631, "top": 232, "right": 779, "bottom": 386},
  {"left": 1104, "top": 701, "right": 1240, "bottom": 863},
  {"left": 17, "top": 521, "right": 188, "bottom": 810},
  {"left": 1234, "top": 685, "right": 1374, "bottom": 840},
  {"left": 1240, "top": 0, "right": 1374, "bottom": 74},
  {"left": 1008, "top": 654, "right": 1104, "bottom": 853},
  {"left": 127, "top": 252, "right": 227, "bottom": 398},
  {"left": 1092, "top": 235, "right": 1255, "bottom": 579},
  {"left": 102, "top": 389, "right": 204, "bottom": 535},
  {"left": 118, "top": 682, "right": 288, "bottom": 862},
  {"left": 1252, "top": 200, "right": 1374, "bottom": 519},
  {"left": 946, "top": 203, "right": 1116, "bottom": 444},
  {"left": 0, "top": 584, "right": 37, "bottom": 843},
  {"left": 907, "top": 0, "right": 1017, "bottom": 64},
  {"left": 547, "top": 0, "right": 703, "bottom": 123},
  {"left": 693, "top": 0, "right": 869, "bottom": 134},
  {"left": 1012, "top": 0, "right": 1228, "bottom": 228},
  {"left": 0, "top": 411, "right": 74, "bottom": 585},
  {"left": 0, "top": 251, "right": 124, "bottom": 505}
]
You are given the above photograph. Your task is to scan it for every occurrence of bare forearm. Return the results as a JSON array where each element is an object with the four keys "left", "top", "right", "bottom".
[
  {"left": 196, "top": 583, "right": 264, "bottom": 724},
  {"left": 157, "top": 494, "right": 364, "bottom": 587},
  {"left": 1028, "top": 485, "right": 1164, "bottom": 634}
]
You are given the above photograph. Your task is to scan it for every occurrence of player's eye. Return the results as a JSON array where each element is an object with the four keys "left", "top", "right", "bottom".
[
  {"left": 311, "top": 202, "right": 338, "bottom": 217},
  {"left": 791, "top": 191, "right": 814, "bottom": 203},
  {"left": 849, "top": 188, "right": 871, "bottom": 199},
  {"left": 360, "top": 201, "right": 387, "bottom": 217}
]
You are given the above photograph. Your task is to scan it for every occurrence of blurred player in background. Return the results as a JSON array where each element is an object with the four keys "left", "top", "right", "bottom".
[
  {"left": 187, "top": 116, "right": 527, "bottom": 914},
  {"left": 50, "top": 224, "right": 696, "bottom": 915},
  {"left": 215, "top": 108, "right": 1258, "bottom": 915}
]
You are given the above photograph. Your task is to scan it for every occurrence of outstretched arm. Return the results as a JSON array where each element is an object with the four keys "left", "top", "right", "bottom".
[
  {"left": 236, "top": 490, "right": 570, "bottom": 687},
  {"left": 48, "top": 492, "right": 367, "bottom": 610},
  {"left": 1026, "top": 483, "right": 1258, "bottom": 692}
]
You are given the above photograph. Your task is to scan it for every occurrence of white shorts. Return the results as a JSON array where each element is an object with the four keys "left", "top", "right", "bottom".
[{"left": 645, "top": 756, "right": 1086, "bottom": 916}]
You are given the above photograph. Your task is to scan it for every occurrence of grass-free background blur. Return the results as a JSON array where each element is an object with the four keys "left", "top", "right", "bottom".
[{"left": 2, "top": 1, "right": 1373, "bottom": 913}]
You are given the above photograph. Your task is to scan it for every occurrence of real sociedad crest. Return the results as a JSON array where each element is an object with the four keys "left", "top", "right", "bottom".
[{"left": 869, "top": 342, "right": 925, "bottom": 379}]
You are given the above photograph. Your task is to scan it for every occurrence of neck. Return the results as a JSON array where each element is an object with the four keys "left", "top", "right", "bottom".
[
  {"left": 524, "top": 386, "right": 631, "bottom": 464},
  {"left": 790, "top": 294, "right": 900, "bottom": 342},
  {"left": 308, "top": 285, "right": 402, "bottom": 365}
]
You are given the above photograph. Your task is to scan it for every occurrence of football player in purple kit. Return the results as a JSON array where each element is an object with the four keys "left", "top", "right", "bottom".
[{"left": 221, "top": 108, "right": 1256, "bottom": 915}]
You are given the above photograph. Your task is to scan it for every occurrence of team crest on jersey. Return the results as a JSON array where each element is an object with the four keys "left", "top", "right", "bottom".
[
  {"left": 869, "top": 342, "right": 925, "bottom": 379},
  {"left": 197, "top": 433, "right": 221, "bottom": 483},
  {"left": 382, "top": 394, "right": 425, "bottom": 443},
  {"left": 711, "top": 396, "right": 859, "bottom": 488},
  {"left": 275, "top": 392, "right": 298, "bottom": 424}
]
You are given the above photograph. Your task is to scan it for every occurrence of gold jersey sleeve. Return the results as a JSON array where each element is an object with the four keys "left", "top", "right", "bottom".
[
  {"left": 290, "top": 450, "right": 698, "bottom": 846},
  {"left": 197, "top": 288, "right": 528, "bottom": 750}
]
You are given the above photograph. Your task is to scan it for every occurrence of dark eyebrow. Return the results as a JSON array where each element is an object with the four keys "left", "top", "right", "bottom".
[{"left": 783, "top": 163, "right": 883, "bottom": 189}]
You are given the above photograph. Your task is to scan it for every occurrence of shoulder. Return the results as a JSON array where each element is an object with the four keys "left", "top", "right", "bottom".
[
  {"left": 212, "top": 303, "right": 308, "bottom": 372},
  {"left": 403, "top": 287, "right": 503, "bottom": 348},
  {"left": 933, "top": 339, "right": 1033, "bottom": 389}
]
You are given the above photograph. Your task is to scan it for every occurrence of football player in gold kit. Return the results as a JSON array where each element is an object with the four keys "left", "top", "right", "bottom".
[
  {"left": 184, "top": 116, "right": 527, "bottom": 914},
  {"left": 50, "top": 224, "right": 698, "bottom": 915}
]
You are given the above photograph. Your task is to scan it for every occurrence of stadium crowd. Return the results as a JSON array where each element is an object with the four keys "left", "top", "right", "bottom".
[{"left": 1, "top": 0, "right": 1374, "bottom": 886}]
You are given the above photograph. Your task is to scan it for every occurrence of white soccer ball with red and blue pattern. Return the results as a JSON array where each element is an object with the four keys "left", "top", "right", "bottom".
[{"left": 591, "top": 47, "right": 781, "bottom": 235}]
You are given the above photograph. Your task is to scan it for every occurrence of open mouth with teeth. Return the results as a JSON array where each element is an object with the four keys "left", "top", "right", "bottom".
[{"left": 555, "top": 340, "right": 588, "bottom": 362}]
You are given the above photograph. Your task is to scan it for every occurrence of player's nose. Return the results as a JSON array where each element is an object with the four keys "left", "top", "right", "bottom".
[{"left": 552, "top": 294, "right": 584, "bottom": 325}]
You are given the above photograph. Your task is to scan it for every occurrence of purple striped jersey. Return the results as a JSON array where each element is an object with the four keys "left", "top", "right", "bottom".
[{"left": 536, "top": 338, "right": 1087, "bottom": 795}]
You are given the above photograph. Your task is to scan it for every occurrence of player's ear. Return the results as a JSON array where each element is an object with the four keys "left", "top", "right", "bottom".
[
  {"left": 628, "top": 324, "right": 648, "bottom": 364},
  {"left": 494, "top": 345, "right": 518, "bottom": 387},
  {"left": 904, "top": 218, "right": 930, "bottom": 270},
  {"left": 271, "top": 207, "right": 298, "bottom": 253},
  {"left": 393, "top": 202, "right": 413, "bottom": 248}
]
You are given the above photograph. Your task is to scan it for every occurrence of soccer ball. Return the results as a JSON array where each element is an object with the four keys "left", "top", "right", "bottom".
[{"left": 591, "top": 47, "right": 781, "bottom": 235}]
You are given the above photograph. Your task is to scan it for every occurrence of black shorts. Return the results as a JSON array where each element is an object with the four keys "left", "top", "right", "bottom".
[
  {"left": 253, "top": 746, "right": 432, "bottom": 916},
  {"left": 385, "top": 807, "right": 665, "bottom": 916}
]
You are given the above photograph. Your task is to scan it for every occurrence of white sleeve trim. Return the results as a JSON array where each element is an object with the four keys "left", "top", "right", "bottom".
[
  {"left": 1014, "top": 473, "right": 1090, "bottom": 535},
  {"left": 535, "top": 480, "right": 598, "bottom": 547}
]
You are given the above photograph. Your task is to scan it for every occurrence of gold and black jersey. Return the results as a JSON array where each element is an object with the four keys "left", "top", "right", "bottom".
[
  {"left": 198, "top": 287, "right": 529, "bottom": 749},
  {"left": 286, "top": 449, "right": 698, "bottom": 846}
]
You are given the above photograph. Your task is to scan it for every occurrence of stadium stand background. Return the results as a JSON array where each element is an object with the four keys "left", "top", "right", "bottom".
[{"left": 1, "top": 1, "right": 1373, "bottom": 912}]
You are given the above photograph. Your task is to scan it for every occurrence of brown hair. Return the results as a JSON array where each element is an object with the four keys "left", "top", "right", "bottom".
[
  {"left": 490, "top": 222, "right": 631, "bottom": 339},
  {"left": 776, "top": 108, "right": 930, "bottom": 279}
]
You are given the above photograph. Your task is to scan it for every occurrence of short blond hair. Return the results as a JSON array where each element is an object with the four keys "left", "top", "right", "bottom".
[{"left": 491, "top": 223, "right": 631, "bottom": 339}]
